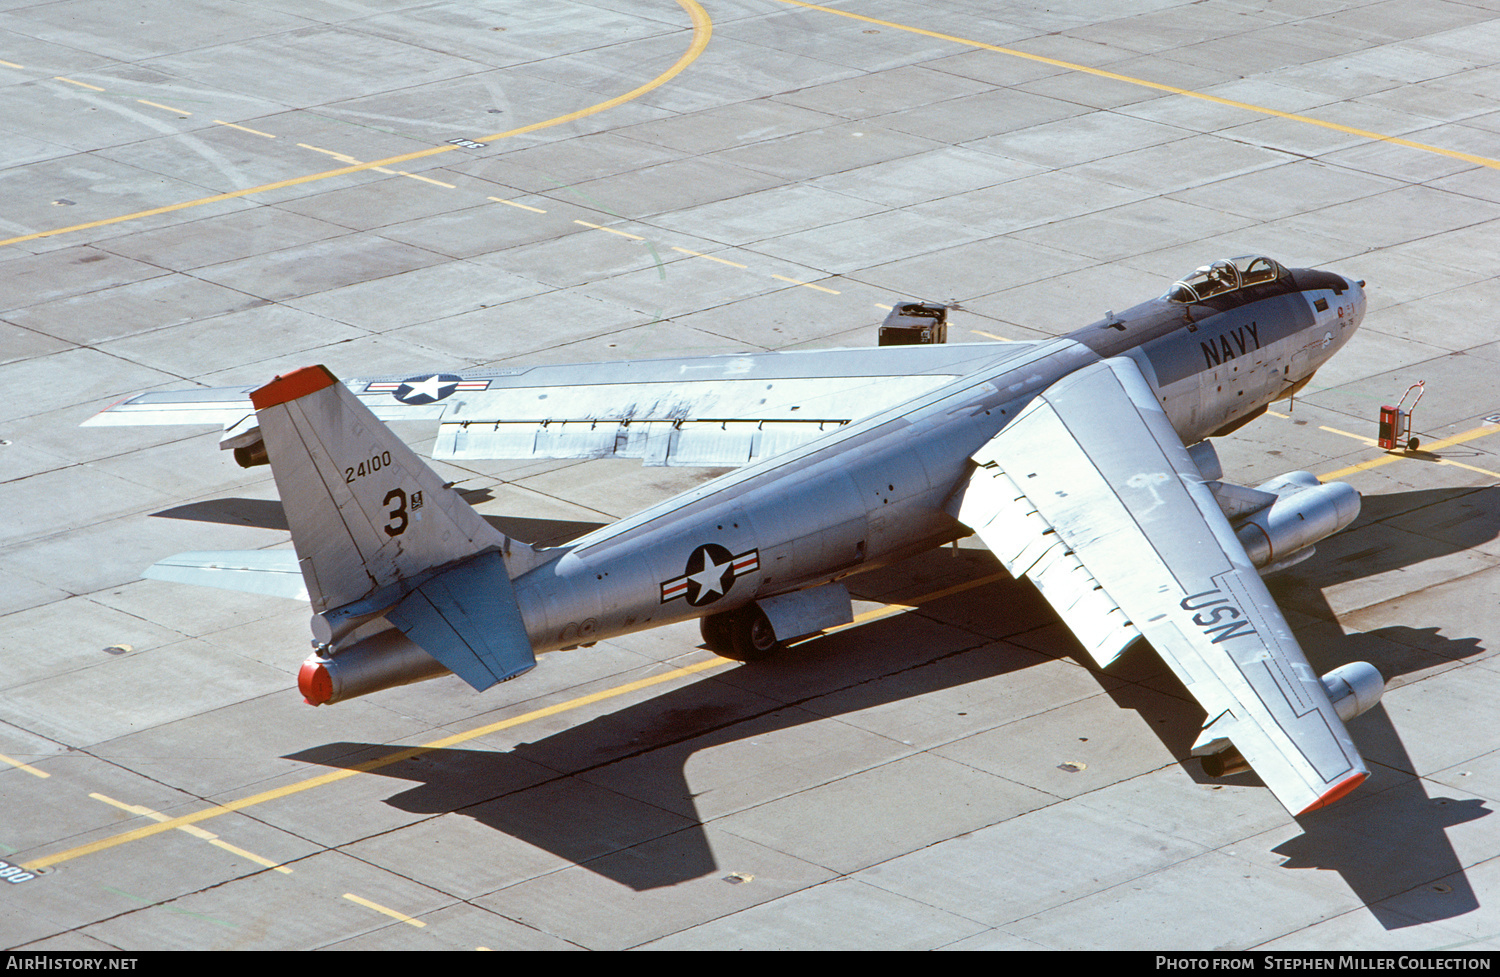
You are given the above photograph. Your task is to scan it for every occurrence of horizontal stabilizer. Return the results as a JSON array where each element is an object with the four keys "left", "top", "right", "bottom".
[
  {"left": 144, "top": 550, "right": 307, "bottom": 601},
  {"left": 385, "top": 550, "right": 535, "bottom": 691}
]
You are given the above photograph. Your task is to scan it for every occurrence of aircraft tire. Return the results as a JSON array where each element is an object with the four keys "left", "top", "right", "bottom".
[
  {"left": 721, "top": 604, "right": 781, "bottom": 662},
  {"left": 699, "top": 612, "right": 734, "bottom": 654}
]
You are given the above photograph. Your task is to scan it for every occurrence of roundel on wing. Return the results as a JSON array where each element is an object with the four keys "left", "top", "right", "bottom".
[{"left": 393, "top": 374, "right": 462, "bottom": 405}]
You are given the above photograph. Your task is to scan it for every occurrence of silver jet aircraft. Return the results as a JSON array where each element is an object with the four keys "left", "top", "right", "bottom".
[{"left": 87, "top": 255, "right": 1384, "bottom": 817}]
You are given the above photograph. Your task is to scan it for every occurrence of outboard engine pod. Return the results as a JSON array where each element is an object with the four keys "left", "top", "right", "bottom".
[{"left": 1320, "top": 662, "right": 1384, "bottom": 722}]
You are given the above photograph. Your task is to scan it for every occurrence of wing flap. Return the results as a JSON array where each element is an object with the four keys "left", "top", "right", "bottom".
[
  {"left": 954, "top": 356, "right": 1366, "bottom": 815},
  {"left": 953, "top": 464, "right": 1141, "bottom": 667},
  {"left": 437, "top": 417, "right": 851, "bottom": 466}
]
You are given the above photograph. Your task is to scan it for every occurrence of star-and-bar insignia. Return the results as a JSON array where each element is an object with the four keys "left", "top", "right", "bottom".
[
  {"left": 365, "top": 375, "right": 491, "bottom": 405},
  {"left": 660, "top": 544, "right": 760, "bottom": 607}
]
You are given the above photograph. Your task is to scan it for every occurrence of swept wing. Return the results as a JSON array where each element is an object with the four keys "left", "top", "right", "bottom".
[
  {"left": 950, "top": 355, "right": 1367, "bottom": 816},
  {"left": 85, "top": 343, "right": 1022, "bottom": 468}
]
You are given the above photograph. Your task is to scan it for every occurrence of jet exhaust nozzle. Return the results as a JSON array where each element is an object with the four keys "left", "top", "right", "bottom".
[
  {"left": 232, "top": 439, "right": 269, "bottom": 468},
  {"left": 1201, "top": 747, "right": 1251, "bottom": 778}
]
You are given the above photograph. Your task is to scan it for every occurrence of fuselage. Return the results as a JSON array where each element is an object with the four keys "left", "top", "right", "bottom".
[{"left": 511, "top": 262, "right": 1365, "bottom": 654}]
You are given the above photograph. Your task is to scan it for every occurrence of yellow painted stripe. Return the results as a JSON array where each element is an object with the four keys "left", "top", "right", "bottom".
[
  {"left": 55, "top": 76, "right": 105, "bottom": 91},
  {"left": 298, "top": 143, "right": 362, "bottom": 164},
  {"left": 88, "top": 792, "right": 293, "bottom": 871},
  {"left": 137, "top": 99, "right": 191, "bottom": 116},
  {"left": 394, "top": 170, "right": 455, "bottom": 188},
  {"left": 672, "top": 246, "right": 747, "bottom": 268},
  {"left": 215, "top": 120, "right": 275, "bottom": 138},
  {"left": 0, "top": 0, "right": 711, "bottom": 250},
  {"left": 1319, "top": 425, "right": 1377, "bottom": 445},
  {"left": 344, "top": 893, "right": 426, "bottom": 927},
  {"left": 970, "top": 329, "right": 1012, "bottom": 343},
  {"left": 489, "top": 196, "right": 546, "bottom": 213},
  {"left": 470, "top": 0, "right": 711, "bottom": 146},
  {"left": 0, "top": 753, "right": 50, "bottom": 778},
  {"left": 210, "top": 839, "right": 294, "bottom": 873},
  {"left": 0, "top": 59, "right": 25, "bottom": 70},
  {"left": 771, "top": 274, "right": 840, "bottom": 294},
  {"left": 775, "top": 0, "right": 1500, "bottom": 172},
  {"left": 575, "top": 219, "right": 644, "bottom": 239},
  {"left": 1320, "top": 425, "right": 1500, "bottom": 481},
  {"left": 1436, "top": 458, "right": 1500, "bottom": 480}
]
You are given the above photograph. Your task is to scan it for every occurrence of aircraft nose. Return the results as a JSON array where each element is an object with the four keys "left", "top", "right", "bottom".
[{"left": 1345, "top": 276, "right": 1367, "bottom": 326}]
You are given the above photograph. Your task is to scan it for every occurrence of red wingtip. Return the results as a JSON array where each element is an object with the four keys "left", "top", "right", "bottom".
[
  {"left": 299, "top": 659, "right": 332, "bottom": 706},
  {"left": 251, "top": 365, "right": 339, "bottom": 411},
  {"left": 1297, "top": 771, "right": 1367, "bottom": 815}
]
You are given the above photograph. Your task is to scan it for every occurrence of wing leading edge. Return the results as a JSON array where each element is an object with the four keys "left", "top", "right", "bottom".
[{"left": 951, "top": 355, "right": 1367, "bottom": 816}]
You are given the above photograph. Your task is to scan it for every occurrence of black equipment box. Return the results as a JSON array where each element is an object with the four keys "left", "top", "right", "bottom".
[{"left": 878, "top": 302, "right": 948, "bottom": 346}]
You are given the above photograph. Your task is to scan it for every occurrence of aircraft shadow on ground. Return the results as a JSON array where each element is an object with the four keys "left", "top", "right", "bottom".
[
  {"left": 151, "top": 497, "right": 607, "bottom": 547},
  {"left": 284, "top": 559, "right": 1059, "bottom": 893},
  {"left": 279, "top": 486, "right": 1492, "bottom": 916}
]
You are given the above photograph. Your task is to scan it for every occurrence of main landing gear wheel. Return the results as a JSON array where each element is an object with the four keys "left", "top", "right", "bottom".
[
  {"left": 701, "top": 605, "right": 781, "bottom": 662},
  {"left": 700, "top": 611, "right": 734, "bottom": 655}
]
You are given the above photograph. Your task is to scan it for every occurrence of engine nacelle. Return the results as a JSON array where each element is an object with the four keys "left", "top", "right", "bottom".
[
  {"left": 219, "top": 420, "right": 270, "bottom": 468},
  {"left": 1198, "top": 662, "right": 1383, "bottom": 779},
  {"left": 1320, "top": 661, "right": 1384, "bottom": 722},
  {"left": 298, "top": 627, "right": 449, "bottom": 705},
  {"left": 1234, "top": 473, "right": 1360, "bottom": 572}
]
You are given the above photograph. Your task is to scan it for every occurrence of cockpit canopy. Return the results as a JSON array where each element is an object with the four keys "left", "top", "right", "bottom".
[{"left": 1165, "top": 256, "right": 1287, "bottom": 304}]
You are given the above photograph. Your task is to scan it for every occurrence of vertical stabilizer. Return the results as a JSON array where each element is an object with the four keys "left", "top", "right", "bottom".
[{"left": 251, "top": 366, "right": 537, "bottom": 615}]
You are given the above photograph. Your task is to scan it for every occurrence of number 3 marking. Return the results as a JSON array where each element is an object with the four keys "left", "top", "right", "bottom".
[{"left": 383, "top": 488, "right": 408, "bottom": 537}]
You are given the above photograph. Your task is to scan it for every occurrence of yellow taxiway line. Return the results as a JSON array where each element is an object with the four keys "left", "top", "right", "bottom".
[
  {"left": 343, "top": 893, "right": 426, "bottom": 927},
  {"left": 0, "top": 0, "right": 711, "bottom": 250},
  {"left": 89, "top": 792, "right": 293, "bottom": 874},
  {"left": 1320, "top": 425, "right": 1500, "bottom": 481},
  {"left": 774, "top": 0, "right": 1500, "bottom": 173},
  {"left": 0, "top": 753, "right": 50, "bottom": 778}
]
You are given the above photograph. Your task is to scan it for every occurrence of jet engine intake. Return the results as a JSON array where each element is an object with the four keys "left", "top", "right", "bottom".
[
  {"left": 1234, "top": 473, "right": 1360, "bottom": 572},
  {"left": 1320, "top": 661, "right": 1384, "bottom": 722},
  {"left": 298, "top": 627, "right": 449, "bottom": 705}
]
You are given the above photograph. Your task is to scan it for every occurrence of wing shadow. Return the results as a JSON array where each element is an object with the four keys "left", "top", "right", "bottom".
[
  {"left": 285, "top": 556, "right": 1060, "bottom": 891},
  {"left": 1095, "top": 484, "right": 1497, "bottom": 928},
  {"left": 149, "top": 496, "right": 606, "bottom": 546},
  {"left": 286, "top": 485, "right": 1491, "bottom": 916}
]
